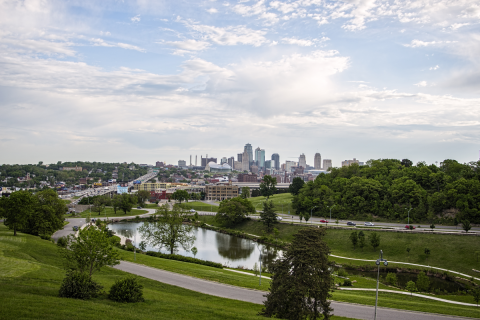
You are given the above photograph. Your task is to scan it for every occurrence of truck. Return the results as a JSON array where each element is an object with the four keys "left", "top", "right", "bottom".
[
  {"left": 108, "top": 179, "right": 117, "bottom": 183},
  {"left": 133, "top": 180, "right": 141, "bottom": 185}
]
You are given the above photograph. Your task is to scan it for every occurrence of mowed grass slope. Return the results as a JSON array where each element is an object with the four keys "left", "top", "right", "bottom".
[
  {"left": 179, "top": 202, "right": 219, "bottom": 212},
  {"left": 67, "top": 207, "right": 148, "bottom": 218},
  {"left": 0, "top": 225, "right": 282, "bottom": 320},
  {"left": 202, "top": 216, "right": 480, "bottom": 278},
  {"left": 248, "top": 194, "right": 294, "bottom": 214}
]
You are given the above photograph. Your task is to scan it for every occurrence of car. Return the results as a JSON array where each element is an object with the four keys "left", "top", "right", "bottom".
[
  {"left": 364, "top": 222, "right": 375, "bottom": 226},
  {"left": 137, "top": 206, "right": 142, "bottom": 209},
  {"left": 189, "top": 209, "right": 196, "bottom": 213},
  {"left": 405, "top": 225, "right": 416, "bottom": 230},
  {"left": 277, "top": 216, "right": 283, "bottom": 221},
  {"left": 72, "top": 226, "right": 79, "bottom": 231},
  {"left": 347, "top": 221, "right": 356, "bottom": 226},
  {"left": 320, "top": 219, "right": 329, "bottom": 223}
]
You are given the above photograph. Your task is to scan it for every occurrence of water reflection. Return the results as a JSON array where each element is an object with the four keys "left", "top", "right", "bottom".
[{"left": 108, "top": 222, "right": 282, "bottom": 269}]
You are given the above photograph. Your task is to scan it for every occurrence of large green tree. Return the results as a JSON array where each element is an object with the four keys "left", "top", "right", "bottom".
[
  {"left": 260, "top": 227, "right": 333, "bottom": 320},
  {"left": 59, "top": 226, "right": 120, "bottom": 276},
  {"left": 28, "top": 189, "right": 67, "bottom": 236},
  {"left": 215, "top": 197, "right": 255, "bottom": 227},
  {"left": 1, "top": 191, "right": 35, "bottom": 236},
  {"left": 260, "top": 175, "right": 277, "bottom": 200},
  {"left": 136, "top": 190, "right": 150, "bottom": 206},
  {"left": 260, "top": 200, "right": 277, "bottom": 232},
  {"left": 119, "top": 193, "right": 136, "bottom": 214},
  {"left": 289, "top": 177, "right": 305, "bottom": 195},
  {"left": 172, "top": 189, "right": 189, "bottom": 204},
  {"left": 139, "top": 204, "right": 195, "bottom": 254}
]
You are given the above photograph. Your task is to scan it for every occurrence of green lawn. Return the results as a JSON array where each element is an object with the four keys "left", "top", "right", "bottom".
[
  {"left": 202, "top": 216, "right": 480, "bottom": 279},
  {"left": 178, "top": 202, "right": 219, "bottom": 212},
  {"left": 248, "top": 194, "right": 294, "bottom": 214},
  {"left": 143, "top": 203, "right": 160, "bottom": 208},
  {"left": 0, "top": 225, "right": 354, "bottom": 320},
  {"left": 66, "top": 207, "right": 149, "bottom": 218}
]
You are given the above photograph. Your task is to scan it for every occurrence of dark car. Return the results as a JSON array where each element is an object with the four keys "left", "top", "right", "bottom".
[
  {"left": 73, "top": 226, "right": 79, "bottom": 231},
  {"left": 137, "top": 206, "right": 142, "bottom": 209},
  {"left": 347, "top": 221, "right": 356, "bottom": 226}
]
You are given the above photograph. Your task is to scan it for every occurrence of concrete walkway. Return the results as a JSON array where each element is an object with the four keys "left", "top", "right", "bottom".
[
  {"left": 114, "top": 261, "right": 475, "bottom": 320},
  {"left": 338, "top": 288, "right": 478, "bottom": 307},
  {"left": 330, "top": 254, "right": 480, "bottom": 282},
  {"left": 224, "top": 268, "right": 271, "bottom": 280}
]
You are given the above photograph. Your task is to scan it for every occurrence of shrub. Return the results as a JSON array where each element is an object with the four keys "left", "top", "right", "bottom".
[
  {"left": 40, "top": 234, "right": 51, "bottom": 241},
  {"left": 146, "top": 251, "right": 223, "bottom": 268},
  {"left": 343, "top": 279, "right": 352, "bottom": 286},
  {"left": 58, "top": 271, "right": 103, "bottom": 300},
  {"left": 385, "top": 272, "right": 397, "bottom": 286},
  {"left": 109, "top": 236, "right": 121, "bottom": 247},
  {"left": 337, "top": 268, "right": 348, "bottom": 277},
  {"left": 108, "top": 276, "right": 145, "bottom": 303},
  {"left": 57, "top": 236, "right": 68, "bottom": 248}
]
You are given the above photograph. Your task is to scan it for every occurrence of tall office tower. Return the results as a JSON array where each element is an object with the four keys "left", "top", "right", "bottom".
[
  {"left": 244, "top": 143, "right": 253, "bottom": 168},
  {"left": 195, "top": 155, "right": 197, "bottom": 166},
  {"left": 242, "top": 150, "right": 250, "bottom": 171},
  {"left": 259, "top": 149, "right": 265, "bottom": 168},
  {"left": 314, "top": 153, "right": 321, "bottom": 169},
  {"left": 221, "top": 157, "right": 228, "bottom": 164},
  {"left": 265, "top": 160, "right": 272, "bottom": 169},
  {"left": 227, "top": 157, "right": 235, "bottom": 168},
  {"left": 323, "top": 159, "right": 332, "bottom": 171},
  {"left": 271, "top": 160, "right": 275, "bottom": 171},
  {"left": 271, "top": 153, "right": 280, "bottom": 170},
  {"left": 286, "top": 160, "right": 295, "bottom": 172},
  {"left": 254, "top": 147, "right": 261, "bottom": 167},
  {"left": 299, "top": 153, "right": 307, "bottom": 168},
  {"left": 237, "top": 153, "right": 243, "bottom": 163},
  {"left": 190, "top": 155, "right": 192, "bottom": 166}
]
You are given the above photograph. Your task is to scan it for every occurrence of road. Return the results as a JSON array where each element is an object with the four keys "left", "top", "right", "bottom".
[{"left": 114, "top": 261, "right": 475, "bottom": 320}]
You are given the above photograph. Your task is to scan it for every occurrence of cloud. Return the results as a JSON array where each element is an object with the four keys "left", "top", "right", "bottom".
[
  {"left": 281, "top": 37, "right": 329, "bottom": 46},
  {"left": 187, "top": 23, "right": 268, "bottom": 46},
  {"left": 116, "top": 43, "right": 146, "bottom": 52},
  {"left": 166, "top": 39, "right": 211, "bottom": 51},
  {"left": 429, "top": 65, "right": 439, "bottom": 70},
  {"left": 131, "top": 14, "right": 141, "bottom": 23},
  {"left": 90, "top": 38, "right": 146, "bottom": 52},
  {"left": 232, "top": 0, "right": 279, "bottom": 24},
  {"left": 414, "top": 81, "right": 428, "bottom": 87},
  {"left": 404, "top": 39, "right": 457, "bottom": 48},
  {"left": 207, "top": 8, "right": 218, "bottom": 13}
]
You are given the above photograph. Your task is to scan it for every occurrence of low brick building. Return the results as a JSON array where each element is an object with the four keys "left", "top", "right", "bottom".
[{"left": 205, "top": 183, "right": 239, "bottom": 201}]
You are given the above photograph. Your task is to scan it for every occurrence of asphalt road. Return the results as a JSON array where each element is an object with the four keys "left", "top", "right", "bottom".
[{"left": 114, "top": 261, "right": 475, "bottom": 320}]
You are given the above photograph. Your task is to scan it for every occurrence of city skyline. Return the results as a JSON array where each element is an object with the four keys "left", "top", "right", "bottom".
[{"left": 1, "top": 1, "right": 479, "bottom": 166}]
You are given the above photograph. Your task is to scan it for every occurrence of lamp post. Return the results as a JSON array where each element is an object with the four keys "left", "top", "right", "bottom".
[
  {"left": 310, "top": 206, "right": 317, "bottom": 224},
  {"left": 374, "top": 250, "right": 388, "bottom": 320},
  {"left": 405, "top": 207, "right": 413, "bottom": 225},
  {"left": 328, "top": 205, "right": 336, "bottom": 222}
]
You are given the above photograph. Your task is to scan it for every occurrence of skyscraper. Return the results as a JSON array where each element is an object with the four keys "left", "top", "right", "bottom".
[
  {"left": 271, "top": 153, "right": 280, "bottom": 170},
  {"left": 228, "top": 157, "right": 235, "bottom": 168},
  {"left": 299, "top": 153, "right": 307, "bottom": 168},
  {"left": 323, "top": 159, "right": 332, "bottom": 171},
  {"left": 255, "top": 147, "right": 261, "bottom": 166},
  {"left": 237, "top": 153, "right": 243, "bottom": 163},
  {"left": 314, "top": 153, "right": 321, "bottom": 169},
  {"left": 242, "top": 150, "right": 250, "bottom": 172},
  {"left": 244, "top": 143, "right": 253, "bottom": 168},
  {"left": 259, "top": 149, "right": 265, "bottom": 168}
]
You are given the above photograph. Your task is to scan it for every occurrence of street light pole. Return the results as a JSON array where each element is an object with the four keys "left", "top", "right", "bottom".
[
  {"left": 374, "top": 250, "right": 388, "bottom": 320},
  {"left": 328, "top": 205, "right": 336, "bottom": 222},
  {"left": 310, "top": 206, "right": 317, "bottom": 224},
  {"left": 405, "top": 207, "right": 413, "bottom": 225}
]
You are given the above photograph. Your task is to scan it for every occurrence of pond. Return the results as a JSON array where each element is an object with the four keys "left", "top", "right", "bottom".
[
  {"left": 344, "top": 268, "right": 466, "bottom": 293},
  {"left": 108, "top": 222, "right": 282, "bottom": 269}
]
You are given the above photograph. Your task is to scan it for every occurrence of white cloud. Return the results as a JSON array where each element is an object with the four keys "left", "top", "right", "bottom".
[
  {"left": 117, "top": 43, "right": 146, "bottom": 52},
  {"left": 281, "top": 37, "right": 329, "bottom": 47},
  {"left": 233, "top": 0, "right": 279, "bottom": 24},
  {"left": 188, "top": 23, "right": 268, "bottom": 46},
  {"left": 450, "top": 23, "right": 470, "bottom": 30},
  {"left": 165, "top": 39, "right": 211, "bottom": 55},
  {"left": 131, "top": 14, "right": 141, "bottom": 23},
  {"left": 430, "top": 65, "right": 439, "bottom": 70},
  {"left": 414, "top": 81, "right": 428, "bottom": 87},
  {"left": 207, "top": 8, "right": 218, "bottom": 13},
  {"left": 91, "top": 39, "right": 146, "bottom": 52},
  {"left": 404, "top": 39, "right": 457, "bottom": 48}
]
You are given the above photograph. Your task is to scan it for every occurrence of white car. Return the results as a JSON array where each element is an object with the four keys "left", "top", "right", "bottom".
[
  {"left": 277, "top": 216, "right": 283, "bottom": 221},
  {"left": 364, "top": 222, "right": 375, "bottom": 226},
  {"left": 189, "top": 209, "right": 196, "bottom": 213}
]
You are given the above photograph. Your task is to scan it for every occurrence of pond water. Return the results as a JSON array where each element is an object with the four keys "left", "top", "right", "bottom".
[
  {"left": 345, "top": 268, "right": 465, "bottom": 293},
  {"left": 108, "top": 222, "right": 282, "bottom": 269}
]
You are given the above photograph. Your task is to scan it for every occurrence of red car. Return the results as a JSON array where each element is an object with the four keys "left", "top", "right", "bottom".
[
  {"left": 320, "top": 219, "right": 329, "bottom": 223},
  {"left": 405, "top": 225, "right": 416, "bottom": 230}
]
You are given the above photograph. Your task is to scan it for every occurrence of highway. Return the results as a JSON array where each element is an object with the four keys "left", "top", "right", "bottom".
[{"left": 114, "top": 261, "right": 475, "bottom": 320}]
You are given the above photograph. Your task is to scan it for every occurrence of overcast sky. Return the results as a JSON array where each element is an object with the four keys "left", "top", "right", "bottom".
[{"left": 1, "top": 0, "right": 479, "bottom": 167}]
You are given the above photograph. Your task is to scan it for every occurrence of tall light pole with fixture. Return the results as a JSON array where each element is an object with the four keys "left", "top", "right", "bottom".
[
  {"left": 374, "top": 250, "right": 388, "bottom": 320},
  {"left": 310, "top": 206, "right": 317, "bottom": 224},
  {"left": 405, "top": 207, "right": 413, "bottom": 225},
  {"left": 328, "top": 205, "right": 336, "bottom": 222}
]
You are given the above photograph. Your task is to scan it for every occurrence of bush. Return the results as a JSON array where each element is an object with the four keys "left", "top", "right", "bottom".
[
  {"left": 108, "top": 276, "right": 145, "bottom": 303},
  {"left": 146, "top": 251, "right": 223, "bottom": 269},
  {"left": 337, "top": 268, "right": 348, "bottom": 277},
  {"left": 57, "top": 236, "right": 68, "bottom": 248},
  {"left": 385, "top": 272, "right": 397, "bottom": 286},
  {"left": 109, "top": 236, "right": 121, "bottom": 247},
  {"left": 58, "top": 271, "right": 103, "bottom": 300},
  {"left": 343, "top": 279, "right": 352, "bottom": 286},
  {"left": 40, "top": 234, "right": 51, "bottom": 241}
]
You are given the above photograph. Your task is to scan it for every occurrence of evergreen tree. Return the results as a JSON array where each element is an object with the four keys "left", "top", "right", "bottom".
[
  {"left": 416, "top": 271, "right": 430, "bottom": 292},
  {"left": 260, "top": 228, "right": 333, "bottom": 320},
  {"left": 358, "top": 231, "right": 366, "bottom": 250},
  {"left": 260, "top": 201, "right": 277, "bottom": 232},
  {"left": 349, "top": 231, "right": 358, "bottom": 249}
]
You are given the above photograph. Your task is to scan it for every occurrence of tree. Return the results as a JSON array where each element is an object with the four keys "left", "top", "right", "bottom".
[
  {"left": 191, "top": 246, "right": 198, "bottom": 258},
  {"left": 241, "top": 186, "right": 251, "bottom": 199},
  {"left": 472, "top": 287, "right": 480, "bottom": 307},
  {"left": 92, "top": 197, "right": 107, "bottom": 216},
  {"left": 59, "top": 226, "right": 120, "bottom": 277},
  {"left": 406, "top": 281, "right": 417, "bottom": 296},
  {"left": 401, "top": 159, "right": 413, "bottom": 168},
  {"left": 119, "top": 193, "right": 135, "bottom": 214},
  {"left": 385, "top": 273, "right": 397, "bottom": 286},
  {"left": 416, "top": 271, "right": 430, "bottom": 292},
  {"left": 139, "top": 204, "right": 195, "bottom": 254},
  {"left": 112, "top": 194, "right": 121, "bottom": 215},
  {"left": 430, "top": 223, "right": 435, "bottom": 231},
  {"left": 1, "top": 190, "right": 35, "bottom": 236},
  {"left": 406, "top": 247, "right": 411, "bottom": 255},
  {"left": 289, "top": 177, "right": 305, "bottom": 195},
  {"left": 358, "top": 231, "right": 366, "bottom": 250},
  {"left": 215, "top": 197, "right": 255, "bottom": 227},
  {"left": 369, "top": 232, "right": 380, "bottom": 251},
  {"left": 137, "top": 190, "right": 150, "bottom": 206},
  {"left": 424, "top": 248, "right": 431, "bottom": 264},
  {"left": 172, "top": 189, "right": 189, "bottom": 204},
  {"left": 28, "top": 189, "right": 67, "bottom": 236},
  {"left": 462, "top": 220, "right": 472, "bottom": 233},
  {"left": 260, "top": 228, "right": 333, "bottom": 320},
  {"left": 260, "top": 175, "right": 277, "bottom": 200},
  {"left": 349, "top": 231, "right": 358, "bottom": 249},
  {"left": 260, "top": 200, "right": 277, "bottom": 232}
]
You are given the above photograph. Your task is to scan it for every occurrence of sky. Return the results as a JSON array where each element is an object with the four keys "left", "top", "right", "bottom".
[{"left": 1, "top": 0, "right": 479, "bottom": 167}]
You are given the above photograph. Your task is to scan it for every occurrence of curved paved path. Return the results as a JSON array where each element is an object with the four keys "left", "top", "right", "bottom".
[{"left": 114, "top": 261, "right": 476, "bottom": 320}]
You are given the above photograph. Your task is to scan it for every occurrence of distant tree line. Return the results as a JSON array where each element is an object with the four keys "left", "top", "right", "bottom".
[{"left": 292, "top": 159, "right": 480, "bottom": 224}]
